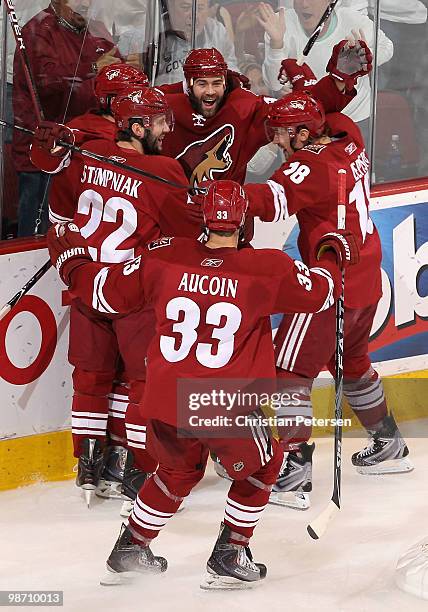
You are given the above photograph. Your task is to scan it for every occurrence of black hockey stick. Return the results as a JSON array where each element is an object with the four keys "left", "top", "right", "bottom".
[
  {"left": 0, "top": 119, "right": 205, "bottom": 192},
  {"left": 307, "top": 168, "right": 347, "bottom": 540},
  {"left": 2, "top": 0, "right": 44, "bottom": 122},
  {"left": 0, "top": 259, "right": 52, "bottom": 321},
  {"left": 297, "top": 0, "right": 340, "bottom": 65}
]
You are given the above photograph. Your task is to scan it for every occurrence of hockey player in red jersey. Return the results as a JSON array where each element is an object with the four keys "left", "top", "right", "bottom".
[
  {"left": 30, "top": 63, "right": 149, "bottom": 176},
  {"left": 47, "top": 180, "right": 359, "bottom": 588},
  {"left": 160, "top": 44, "right": 372, "bottom": 188},
  {"left": 48, "top": 87, "right": 202, "bottom": 506},
  {"left": 245, "top": 93, "right": 413, "bottom": 510}
]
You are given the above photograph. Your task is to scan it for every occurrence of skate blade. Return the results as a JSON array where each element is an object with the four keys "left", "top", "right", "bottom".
[
  {"left": 355, "top": 457, "right": 414, "bottom": 475},
  {"left": 100, "top": 569, "right": 142, "bottom": 586},
  {"left": 96, "top": 480, "right": 126, "bottom": 500},
  {"left": 200, "top": 572, "right": 261, "bottom": 590},
  {"left": 119, "top": 500, "right": 134, "bottom": 518},
  {"left": 80, "top": 484, "right": 95, "bottom": 508},
  {"left": 269, "top": 491, "right": 310, "bottom": 510}
]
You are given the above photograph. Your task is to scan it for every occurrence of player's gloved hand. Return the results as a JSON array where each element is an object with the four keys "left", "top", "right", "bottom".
[
  {"left": 187, "top": 181, "right": 213, "bottom": 225},
  {"left": 227, "top": 69, "right": 251, "bottom": 91},
  {"left": 278, "top": 59, "right": 317, "bottom": 90},
  {"left": 47, "top": 223, "right": 92, "bottom": 285},
  {"left": 326, "top": 39, "right": 373, "bottom": 90},
  {"left": 33, "top": 121, "right": 75, "bottom": 155},
  {"left": 316, "top": 230, "right": 360, "bottom": 270}
]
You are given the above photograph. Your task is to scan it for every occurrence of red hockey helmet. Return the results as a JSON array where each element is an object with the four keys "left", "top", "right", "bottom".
[
  {"left": 202, "top": 180, "right": 248, "bottom": 232},
  {"left": 95, "top": 64, "right": 149, "bottom": 107},
  {"left": 112, "top": 87, "right": 174, "bottom": 131},
  {"left": 183, "top": 48, "right": 228, "bottom": 87},
  {"left": 265, "top": 93, "right": 326, "bottom": 140}
]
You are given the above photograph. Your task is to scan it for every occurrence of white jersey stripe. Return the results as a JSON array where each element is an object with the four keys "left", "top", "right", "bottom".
[
  {"left": 276, "top": 313, "right": 299, "bottom": 368},
  {"left": 267, "top": 179, "right": 288, "bottom": 222},
  {"left": 92, "top": 267, "right": 118, "bottom": 314},
  {"left": 290, "top": 313, "right": 313, "bottom": 371}
]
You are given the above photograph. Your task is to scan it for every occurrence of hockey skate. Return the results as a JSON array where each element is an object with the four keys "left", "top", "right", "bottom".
[
  {"left": 269, "top": 442, "right": 314, "bottom": 510},
  {"left": 101, "top": 523, "right": 167, "bottom": 585},
  {"left": 395, "top": 537, "right": 428, "bottom": 600},
  {"left": 119, "top": 450, "right": 150, "bottom": 517},
  {"left": 76, "top": 438, "right": 105, "bottom": 507},
  {"left": 200, "top": 523, "right": 267, "bottom": 590},
  {"left": 96, "top": 445, "right": 128, "bottom": 500},
  {"left": 352, "top": 414, "right": 413, "bottom": 475}
]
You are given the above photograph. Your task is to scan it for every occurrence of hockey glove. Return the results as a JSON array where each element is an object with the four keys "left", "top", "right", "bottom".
[
  {"left": 47, "top": 223, "right": 92, "bottom": 285},
  {"left": 33, "top": 121, "right": 75, "bottom": 155},
  {"left": 326, "top": 39, "right": 373, "bottom": 90},
  {"left": 316, "top": 230, "right": 360, "bottom": 270},
  {"left": 227, "top": 69, "right": 251, "bottom": 91},
  {"left": 278, "top": 59, "right": 317, "bottom": 91}
]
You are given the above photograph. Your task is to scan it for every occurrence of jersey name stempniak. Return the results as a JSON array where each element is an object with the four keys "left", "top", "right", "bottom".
[{"left": 80, "top": 165, "right": 142, "bottom": 198}]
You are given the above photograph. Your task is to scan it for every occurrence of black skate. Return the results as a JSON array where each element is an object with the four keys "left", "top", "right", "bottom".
[
  {"left": 96, "top": 445, "right": 128, "bottom": 500},
  {"left": 352, "top": 414, "right": 413, "bottom": 475},
  {"left": 119, "top": 450, "right": 150, "bottom": 518},
  {"left": 269, "top": 442, "right": 314, "bottom": 510},
  {"left": 201, "top": 523, "right": 267, "bottom": 590},
  {"left": 101, "top": 524, "right": 167, "bottom": 586},
  {"left": 76, "top": 438, "right": 105, "bottom": 507}
]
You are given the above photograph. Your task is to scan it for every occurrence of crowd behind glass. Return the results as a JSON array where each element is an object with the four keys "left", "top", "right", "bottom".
[{"left": 0, "top": 0, "right": 427, "bottom": 239}]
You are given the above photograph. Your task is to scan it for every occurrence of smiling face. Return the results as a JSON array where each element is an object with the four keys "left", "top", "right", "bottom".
[
  {"left": 191, "top": 76, "right": 226, "bottom": 118},
  {"left": 293, "top": 0, "right": 331, "bottom": 34}
]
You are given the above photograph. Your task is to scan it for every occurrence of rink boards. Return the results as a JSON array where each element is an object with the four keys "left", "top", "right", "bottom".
[{"left": 0, "top": 181, "right": 427, "bottom": 490}]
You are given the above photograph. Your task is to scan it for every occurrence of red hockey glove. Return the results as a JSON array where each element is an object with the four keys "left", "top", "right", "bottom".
[
  {"left": 278, "top": 59, "right": 317, "bottom": 90},
  {"left": 47, "top": 223, "right": 92, "bottom": 285},
  {"left": 227, "top": 69, "right": 251, "bottom": 91},
  {"left": 316, "top": 230, "right": 360, "bottom": 270},
  {"left": 326, "top": 39, "right": 373, "bottom": 90},
  {"left": 33, "top": 121, "right": 75, "bottom": 155}
]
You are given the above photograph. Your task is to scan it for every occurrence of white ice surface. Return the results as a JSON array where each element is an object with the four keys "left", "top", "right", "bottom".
[{"left": 1, "top": 434, "right": 428, "bottom": 612}]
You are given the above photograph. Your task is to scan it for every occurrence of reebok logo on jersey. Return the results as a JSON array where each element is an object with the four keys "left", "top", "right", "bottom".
[
  {"left": 345, "top": 142, "right": 357, "bottom": 155},
  {"left": 201, "top": 258, "right": 223, "bottom": 267},
  {"left": 108, "top": 156, "right": 127, "bottom": 163},
  {"left": 148, "top": 237, "right": 173, "bottom": 250}
]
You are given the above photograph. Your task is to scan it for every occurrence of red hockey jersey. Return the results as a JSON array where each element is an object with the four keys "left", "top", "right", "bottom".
[
  {"left": 162, "top": 76, "right": 355, "bottom": 187},
  {"left": 245, "top": 113, "right": 382, "bottom": 309},
  {"left": 49, "top": 139, "right": 198, "bottom": 262},
  {"left": 69, "top": 237, "right": 341, "bottom": 425}
]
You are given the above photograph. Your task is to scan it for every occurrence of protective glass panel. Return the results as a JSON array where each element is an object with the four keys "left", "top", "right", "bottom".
[{"left": 372, "top": 0, "right": 428, "bottom": 183}]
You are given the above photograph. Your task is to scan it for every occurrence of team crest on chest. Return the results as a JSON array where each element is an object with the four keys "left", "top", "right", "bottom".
[
  {"left": 176, "top": 124, "right": 235, "bottom": 187},
  {"left": 192, "top": 113, "right": 206, "bottom": 127}
]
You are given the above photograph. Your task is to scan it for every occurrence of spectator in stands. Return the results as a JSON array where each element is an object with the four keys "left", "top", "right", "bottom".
[
  {"left": 239, "top": 58, "right": 271, "bottom": 95},
  {"left": 12, "top": 0, "right": 121, "bottom": 238},
  {"left": 154, "top": 0, "right": 239, "bottom": 85},
  {"left": 259, "top": 0, "right": 393, "bottom": 146}
]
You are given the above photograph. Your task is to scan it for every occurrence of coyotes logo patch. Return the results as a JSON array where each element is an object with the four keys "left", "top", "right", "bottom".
[{"left": 176, "top": 124, "right": 235, "bottom": 187}]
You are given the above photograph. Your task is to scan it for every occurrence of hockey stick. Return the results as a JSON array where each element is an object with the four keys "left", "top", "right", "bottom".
[
  {"left": 297, "top": 0, "right": 340, "bottom": 65},
  {"left": 0, "top": 119, "right": 203, "bottom": 191},
  {"left": 2, "top": 0, "right": 44, "bottom": 122},
  {"left": 0, "top": 259, "right": 52, "bottom": 321},
  {"left": 307, "top": 168, "right": 347, "bottom": 540}
]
